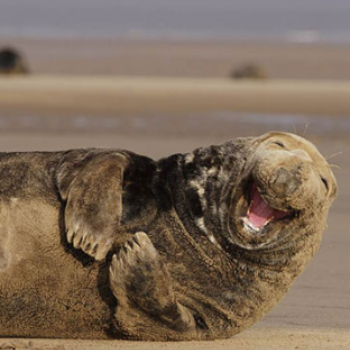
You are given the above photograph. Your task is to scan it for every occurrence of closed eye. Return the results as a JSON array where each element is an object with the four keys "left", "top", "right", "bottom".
[
  {"left": 273, "top": 141, "right": 285, "bottom": 148},
  {"left": 321, "top": 176, "right": 329, "bottom": 191}
]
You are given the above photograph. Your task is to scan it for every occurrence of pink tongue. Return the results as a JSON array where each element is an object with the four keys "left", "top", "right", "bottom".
[{"left": 248, "top": 184, "right": 288, "bottom": 228}]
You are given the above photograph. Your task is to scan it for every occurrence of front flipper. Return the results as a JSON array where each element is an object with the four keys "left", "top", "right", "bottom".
[
  {"left": 109, "top": 232, "right": 196, "bottom": 335},
  {"left": 57, "top": 151, "right": 129, "bottom": 261}
]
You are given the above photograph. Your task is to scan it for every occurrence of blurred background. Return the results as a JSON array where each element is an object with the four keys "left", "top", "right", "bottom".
[{"left": 0, "top": 0, "right": 349, "bottom": 342}]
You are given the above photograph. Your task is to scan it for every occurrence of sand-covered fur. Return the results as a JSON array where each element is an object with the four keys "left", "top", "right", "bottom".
[{"left": 0, "top": 132, "right": 337, "bottom": 340}]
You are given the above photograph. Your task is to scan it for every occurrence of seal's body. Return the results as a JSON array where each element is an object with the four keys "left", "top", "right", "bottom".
[
  {"left": 0, "top": 152, "right": 110, "bottom": 338},
  {"left": 0, "top": 133, "right": 337, "bottom": 340}
]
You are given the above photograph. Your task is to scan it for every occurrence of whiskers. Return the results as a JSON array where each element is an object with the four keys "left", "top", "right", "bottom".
[
  {"left": 293, "top": 124, "right": 297, "bottom": 135},
  {"left": 326, "top": 151, "right": 343, "bottom": 161},
  {"left": 292, "top": 122, "right": 310, "bottom": 137},
  {"left": 326, "top": 152, "right": 343, "bottom": 171},
  {"left": 303, "top": 123, "right": 309, "bottom": 136},
  {"left": 329, "top": 164, "right": 341, "bottom": 170}
]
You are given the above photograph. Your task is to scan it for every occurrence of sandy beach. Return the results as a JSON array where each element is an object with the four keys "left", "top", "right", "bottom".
[
  {"left": 2, "top": 37, "right": 350, "bottom": 81},
  {"left": 0, "top": 128, "right": 348, "bottom": 350},
  {"left": 1, "top": 77, "right": 350, "bottom": 118},
  {"left": 0, "top": 38, "right": 349, "bottom": 350},
  {"left": 1, "top": 328, "right": 349, "bottom": 350}
]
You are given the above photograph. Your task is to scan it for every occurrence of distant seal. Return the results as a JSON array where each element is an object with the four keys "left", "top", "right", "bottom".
[
  {"left": 0, "top": 47, "right": 28, "bottom": 75},
  {"left": 0, "top": 132, "right": 337, "bottom": 340}
]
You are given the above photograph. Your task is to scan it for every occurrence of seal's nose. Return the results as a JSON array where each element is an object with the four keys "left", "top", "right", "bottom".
[
  {"left": 254, "top": 147, "right": 321, "bottom": 211},
  {"left": 273, "top": 167, "right": 302, "bottom": 197}
]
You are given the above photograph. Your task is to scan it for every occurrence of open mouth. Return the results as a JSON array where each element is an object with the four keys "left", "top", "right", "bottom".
[{"left": 242, "top": 183, "right": 294, "bottom": 234}]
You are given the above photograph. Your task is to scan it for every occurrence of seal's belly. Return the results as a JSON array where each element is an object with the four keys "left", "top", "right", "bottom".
[{"left": 0, "top": 199, "right": 110, "bottom": 338}]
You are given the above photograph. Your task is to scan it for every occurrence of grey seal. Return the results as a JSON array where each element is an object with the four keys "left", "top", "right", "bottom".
[{"left": 0, "top": 132, "right": 337, "bottom": 340}]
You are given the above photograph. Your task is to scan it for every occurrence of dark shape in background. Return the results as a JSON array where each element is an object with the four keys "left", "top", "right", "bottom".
[
  {"left": 0, "top": 47, "right": 29, "bottom": 75},
  {"left": 231, "top": 63, "right": 268, "bottom": 80}
]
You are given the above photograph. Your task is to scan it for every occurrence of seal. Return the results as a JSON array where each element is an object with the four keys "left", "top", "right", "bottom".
[
  {"left": 0, "top": 132, "right": 337, "bottom": 340},
  {"left": 0, "top": 47, "right": 28, "bottom": 75}
]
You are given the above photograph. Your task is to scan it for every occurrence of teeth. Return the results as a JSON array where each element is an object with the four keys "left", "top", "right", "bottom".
[
  {"left": 241, "top": 215, "right": 274, "bottom": 234},
  {"left": 263, "top": 216, "right": 274, "bottom": 226},
  {"left": 247, "top": 200, "right": 253, "bottom": 214},
  {"left": 242, "top": 211, "right": 273, "bottom": 231},
  {"left": 242, "top": 217, "right": 260, "bottom": 233}
]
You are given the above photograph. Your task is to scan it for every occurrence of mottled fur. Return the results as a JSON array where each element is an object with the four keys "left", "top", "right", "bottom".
[{"left": 0, "top": 132, "right": 337, "bottom": 340}]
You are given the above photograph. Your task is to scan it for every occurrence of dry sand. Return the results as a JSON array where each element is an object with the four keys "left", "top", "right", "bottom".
[
  {"left": 0, "top": 38, "right": 349, "bottom": 350},
  {"left": 1, "top": 77, "right": 350, "bottom": 117},
  {"left": 1, "top": 328, "right": 349, "bottom": 350}
]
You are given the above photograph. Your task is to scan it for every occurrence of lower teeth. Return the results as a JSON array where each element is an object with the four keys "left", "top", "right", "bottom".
[{"left": 242, "top": 217, "right": 260, "bottom": 233}]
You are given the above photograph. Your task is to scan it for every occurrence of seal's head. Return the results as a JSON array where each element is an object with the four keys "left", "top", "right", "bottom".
[
  {"left": 228, "top": 132, "right": 337, "bottom": 250},
  {"left": 167, "top": 131, "right": 337, "bottom": 254}
]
